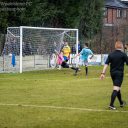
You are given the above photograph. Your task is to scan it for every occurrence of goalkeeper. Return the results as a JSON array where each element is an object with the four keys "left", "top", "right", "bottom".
[{"left": 56, "top": 50, "right": 80, "bottom": 75}]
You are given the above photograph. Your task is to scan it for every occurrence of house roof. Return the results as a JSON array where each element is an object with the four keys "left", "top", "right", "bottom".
[
  {"left": 121, "top": 0, "right": 128, "bottom": 2},
  {"left": 121, "top": 0, "right": 128, "bottom": 6},
  {"left": 105, "top": 0, "right": 128, "bottom": 8}
]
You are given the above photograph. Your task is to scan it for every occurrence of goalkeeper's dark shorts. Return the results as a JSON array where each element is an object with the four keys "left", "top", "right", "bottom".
[
  {"left": 61, "top": 61, "right": 69, "bottom": 68},
  {"left": 110, "top": 72, "right": 124, "bottom": 87}
]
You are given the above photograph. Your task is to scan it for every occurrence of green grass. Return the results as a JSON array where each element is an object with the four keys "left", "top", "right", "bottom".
[{"left": 0, "top": 66, "right": 128, "bottom": 128}]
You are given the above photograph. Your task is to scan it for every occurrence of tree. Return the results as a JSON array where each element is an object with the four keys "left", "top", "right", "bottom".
[
  {"left": 78, "top": 0, "right": 104, "bottom": 40},
  {"left": 0, "top": 0, "right": 104, "bottom": 38},
  {"left": 20, "top": 0, "right": 80, "bottom": 28}
]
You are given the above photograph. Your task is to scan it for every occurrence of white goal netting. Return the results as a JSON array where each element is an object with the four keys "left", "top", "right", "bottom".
[{"left": 0, "top": 26, "right": 78, "bottom": 73}]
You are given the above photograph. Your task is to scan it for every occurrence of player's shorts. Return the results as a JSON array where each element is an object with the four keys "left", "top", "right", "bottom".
[
  {"left": 79, "top": 59, "right": 88, "bottom": 66},
  {"left": 61, "top": 61, "right": 69, "bottom": 68},
  {"left": 110, "top": 72, "right": 124, "bottom": 87}
]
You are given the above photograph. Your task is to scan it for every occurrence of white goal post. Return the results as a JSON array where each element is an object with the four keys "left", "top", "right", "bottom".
[{"left": 1, "top": 26, "right": 79, "bottom": 73}]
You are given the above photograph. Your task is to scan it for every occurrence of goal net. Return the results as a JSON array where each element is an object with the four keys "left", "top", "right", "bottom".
[{"left": 0, "top": 26, "right": 78, "bottom": 73}]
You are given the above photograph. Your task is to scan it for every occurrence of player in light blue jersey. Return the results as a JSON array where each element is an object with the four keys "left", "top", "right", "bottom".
[{"left": 75, "top": 43, "right": 94, "bottom": 76}]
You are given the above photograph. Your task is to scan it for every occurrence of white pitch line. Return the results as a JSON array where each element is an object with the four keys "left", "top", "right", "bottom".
[
  {"left": 0, "top": 77, "right": 110, "bottom": 81},
  {"left": 0, "top": 103, "right": 128, "bottom": 113}
]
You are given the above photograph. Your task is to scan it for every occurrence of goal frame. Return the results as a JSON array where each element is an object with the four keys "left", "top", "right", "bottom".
[{"left": 14, "top": 26, "right": 79, "bottom": 73}]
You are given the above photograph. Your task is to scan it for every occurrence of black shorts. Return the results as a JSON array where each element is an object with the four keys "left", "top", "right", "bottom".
[
  {"left": 61, "top": 61, "right": 69, "bottom": 68},
  {"left": 110, "top": 72, "right": 124, "bottom": 87}
]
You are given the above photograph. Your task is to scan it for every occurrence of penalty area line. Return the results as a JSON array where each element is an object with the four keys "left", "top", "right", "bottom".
[{"left": 0, "top": 103, "right": 128, "bottom": 113}]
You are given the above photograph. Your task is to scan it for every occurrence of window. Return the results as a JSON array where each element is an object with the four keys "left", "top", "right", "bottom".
[
  {"left": 117, "top": 9, "right": 127, "bottom": 18},
  {"left": 103, "top": 8, "right": 108, "bottom": 17},
  {"left": 122, "top": 9, "right": 127, "bottom": 18},
  {"left": 117, "top": 9, "right": 122, "bottom": 18}
]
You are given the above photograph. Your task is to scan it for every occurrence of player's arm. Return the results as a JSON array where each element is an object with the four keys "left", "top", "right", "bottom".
[
  {"left": 124, "top": 54, "right": 128, "bottom": 65},
  {"left": 74, "top": 53, "right": 80, "bottom": 58},
  {"left": 100, "top": 55, "right": 110, "bottom": 80},
  {"left": 74, "top": 49, "right": 83, "bottom": 58},
  {"left": 89, "top": 50, "right": 94, "bottom": 59},
  {"left": 89, "top": 54, "right": 94, "bottom": 59},
  {"left": 68, "top": 46, "right": 71, "bottom": 58},
  {"left": 100, "top": 64, "right": 108, "bottom": 80}
]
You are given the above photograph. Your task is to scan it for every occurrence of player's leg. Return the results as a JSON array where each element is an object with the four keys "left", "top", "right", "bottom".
[
  {"left": 109, "top": 86, "right": 119, "bottom": 110},
  {"left": 71, "top": 67, "right": 80, "bottom": 75},
  {"left": 85, "top": 65, "right": 88, "bottom": 75},
  {"left": 61, "top": 59, "right": 80, "bottom": 75},
  {"left": 70, "top": 58, "right": 80, "bottom": 75},
  {"left": 109, "top": 73, "right": 124, "bottom": 110},
  {"left": 61, "top": 60, "right": 76, "bottom": 69},
  {"left": 117, "top": 89, "right": 125, "bottom": 107},
  {"left": 61, "top": 61, "right": 69, "bottom": 68},
  {"left": 116, "top": 74, "right": 126, "bottom": 107},
  {"left": 109, "top": 73, "right": 118, "bottom": 109},
  {"left": 84, "top": 60, "right": 88, "bottom": 76},
  {"left": 61, "top": 61, "right": 79, "bottom": 75}
]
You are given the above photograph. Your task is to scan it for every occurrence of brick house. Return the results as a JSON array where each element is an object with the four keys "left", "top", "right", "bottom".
[
  {"left": 104, "top": 0, "right": 128, "bottom": 26},
  {"left": 99, "top": 0, "right": 128, "bottom": 53}
]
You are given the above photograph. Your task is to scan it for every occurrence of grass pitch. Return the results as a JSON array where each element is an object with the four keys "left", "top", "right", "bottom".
[{"left": 0, "top": 66, "right": 128, "bottom": 128}]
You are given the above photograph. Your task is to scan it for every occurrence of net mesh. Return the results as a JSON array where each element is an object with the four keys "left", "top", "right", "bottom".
[{"left": 1, "top": 27, "right": 78, "bottom": 73}]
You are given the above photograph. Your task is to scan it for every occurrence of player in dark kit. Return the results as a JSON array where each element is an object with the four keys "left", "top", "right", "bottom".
[{"left": 100, "top": 41, "right": 128, "bottom": 110}]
